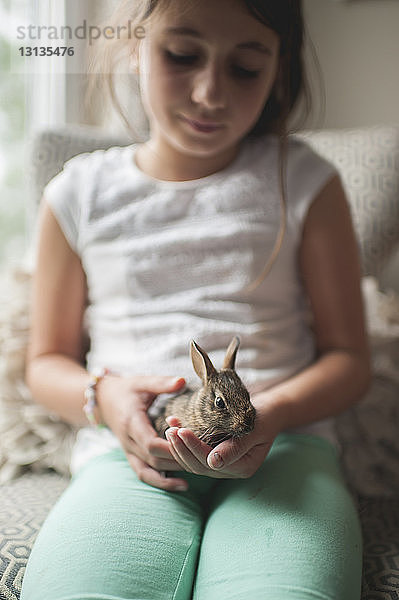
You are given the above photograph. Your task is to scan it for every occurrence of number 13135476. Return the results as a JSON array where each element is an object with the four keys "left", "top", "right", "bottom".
[{"left": 18, "top": 46, "right": 74, "bottom": 57}]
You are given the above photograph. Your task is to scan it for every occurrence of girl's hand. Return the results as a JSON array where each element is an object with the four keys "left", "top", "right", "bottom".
[
  {"left": 97, "top": 374, "right": 189, "bottom": 492},
  {"left": 165, "top": 396, "right": 284, "bottom": 479}
]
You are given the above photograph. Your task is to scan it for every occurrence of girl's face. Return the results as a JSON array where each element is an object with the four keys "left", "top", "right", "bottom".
[{"left": 137, "top": 0, "right": 280, "bottom": 179}]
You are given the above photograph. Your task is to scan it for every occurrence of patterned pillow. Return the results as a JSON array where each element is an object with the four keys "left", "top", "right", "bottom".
[
  {"left": 0, "top": 471, "right": 68, "bottom": 599},
  {"left": 299, "top": 126, "right": 399, "bottom": 277}
]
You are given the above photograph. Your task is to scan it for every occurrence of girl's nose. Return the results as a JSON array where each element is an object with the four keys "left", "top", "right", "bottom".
[{"left": 191, "top": 62, "right": 227, "bottom": 110}]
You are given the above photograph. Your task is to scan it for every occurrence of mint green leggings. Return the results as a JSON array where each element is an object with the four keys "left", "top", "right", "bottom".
[{"left": 21, "top": 434, "right": 362, "bottom": 600}]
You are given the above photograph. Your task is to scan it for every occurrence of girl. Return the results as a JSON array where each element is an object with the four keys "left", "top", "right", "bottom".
[{"left": 22, "top": 1, "right": 370, "bottom": 599}]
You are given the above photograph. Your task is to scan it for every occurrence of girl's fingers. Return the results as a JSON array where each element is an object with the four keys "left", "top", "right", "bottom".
[
  {"left": 127, "top": 454, "right": 189, "bottom": 492},
  {"left": 174, "top": 428, "right": 211, "bottom": 462},
  {"left": 166, "top": 428, "right": 211, "bottom": 474},
  {"left": 127, "top": 408, "right": 174, "bottom": 460},
  {"left": 167, "top": 445, "right": 192, "bottom": 473},
  {"left": 124, "top": 432, "right": 181, "bottom": 472},
  {"left": 168, "top": 428, "right": 269, "bottom": 480},
  {"left": 207, "top": 436, "right": 251, "bottom": 469},
  {"left": 165, "top": 415, "right": 182, "bottom": 427},
  {"left": 165, "top": 429, "right": 196, "bottom": 472},
  {"left": 166, "top": 429, "right": 244, "bottom": 479},
  {"left": 133, "top": 375, "right": 186, "bottom": 395},
  {"left": 123, "top": 379, "right": 186, "bottom": 459}
]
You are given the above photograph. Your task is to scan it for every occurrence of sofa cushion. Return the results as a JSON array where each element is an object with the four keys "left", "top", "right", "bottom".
[
  {"left": 0, "top": 471, "right": 398, "bottom": 600},
  {"left": 359, "top": 496, "right": 399, "bottom": 599},
  {"left": 0, "top": 471, "right": 68, "bottom": 600}
]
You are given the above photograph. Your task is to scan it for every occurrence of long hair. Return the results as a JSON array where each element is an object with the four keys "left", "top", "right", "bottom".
[{"left": 243, "top": 0, "right": 311, "bottom": 136}]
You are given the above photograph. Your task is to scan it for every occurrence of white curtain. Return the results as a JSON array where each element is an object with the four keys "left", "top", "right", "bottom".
[{"left": 25, "top": 0, "right": 91, "bottom": 130}]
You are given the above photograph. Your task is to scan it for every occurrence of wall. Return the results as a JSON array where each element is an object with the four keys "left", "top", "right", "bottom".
[
  {"left": 303, "top": 0, "right": 399, "bottom": 291},
  {"left": 303, "top": 0, "right": 399, "bottom": 129}
]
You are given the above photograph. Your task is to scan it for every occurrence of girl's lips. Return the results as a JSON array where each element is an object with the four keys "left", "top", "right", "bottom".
[{"left": 181, "top": 116, "right": 224, "bottom": 133}]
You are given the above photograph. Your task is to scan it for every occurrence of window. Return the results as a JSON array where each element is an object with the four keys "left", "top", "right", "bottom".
[
  {"left": 0, "top": 0, "right": 27, "bottom": 265},
  {"left": 0, "top": 0, "right": 91, "bottom": 267}
]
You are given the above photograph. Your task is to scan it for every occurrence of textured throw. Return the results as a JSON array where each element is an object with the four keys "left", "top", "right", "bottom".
[{"left": 0, "top": 267, "right": 77, "bottom": 483}]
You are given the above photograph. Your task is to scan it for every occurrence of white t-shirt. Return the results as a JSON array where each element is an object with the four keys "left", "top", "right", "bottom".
[{"left": 44, "top": 134, "right": 338, "bottom": 472}]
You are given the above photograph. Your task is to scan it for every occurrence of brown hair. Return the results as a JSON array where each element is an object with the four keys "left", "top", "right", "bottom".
[
  {"left": 243, "top": 0, "right": 311, "bottom": 136},
  {"left": 87, "top": 0, "right": 311, "bottom": 138}
]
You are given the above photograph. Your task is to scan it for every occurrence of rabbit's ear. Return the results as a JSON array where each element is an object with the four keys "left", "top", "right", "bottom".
[
  {"left": 222, "top": 336, "right": 240, "bottom": 370},
  {"left": 190, "top": 340, "right": 217, "bottom": 383}
]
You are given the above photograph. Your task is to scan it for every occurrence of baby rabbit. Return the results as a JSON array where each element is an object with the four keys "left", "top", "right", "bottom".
[{"left": 154, "top": 337, "right": 256, "bottom": 447}]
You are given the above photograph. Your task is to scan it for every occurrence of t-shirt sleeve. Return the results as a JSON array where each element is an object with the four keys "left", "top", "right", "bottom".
[
  {"left": 43, "top": 153, "right": 91, "bottom": 254},
  {"left": 286, "top": 140, "right": 339, "bottom": 234}
]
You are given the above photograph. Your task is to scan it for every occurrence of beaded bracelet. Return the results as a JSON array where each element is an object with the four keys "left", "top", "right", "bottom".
[{"left": 83, "top": 368, "right": 108, "bottom": 427}]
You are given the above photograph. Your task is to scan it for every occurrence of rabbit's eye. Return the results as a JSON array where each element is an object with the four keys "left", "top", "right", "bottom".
[{"left": 214, "top": 396, "right": 225, "bottom": 409}]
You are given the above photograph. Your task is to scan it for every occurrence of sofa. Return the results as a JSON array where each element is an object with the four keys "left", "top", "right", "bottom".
[{"left": 1, "top": 124, "right": 399, "bottom": 600}]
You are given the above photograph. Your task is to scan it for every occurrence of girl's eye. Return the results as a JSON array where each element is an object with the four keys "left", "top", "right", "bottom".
[
  {"left": 232, "top": 65, "right": 261, "bottom": 79},
  {"left": 165, "top": 50, "right": 198, "bottom": 66},
  {"left": 164, "top": 51, "right": 259, "bottom": 79},
  {"left": 214, "top": 396, "right": 226, "bottom": 409}
]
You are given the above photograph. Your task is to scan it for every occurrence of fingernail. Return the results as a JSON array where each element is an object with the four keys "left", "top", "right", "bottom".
[
  {"left": 177, "top": 428, "right": 189, "bottom": 440},
  {"left": 175, "top": 484, "right": 188, "bottom": 492},
  {"left": 165, "top": 428, "right": 177, "bottom": 441},
  {"left": 210, "top": 452, "right": 224, "bottom": 469}
]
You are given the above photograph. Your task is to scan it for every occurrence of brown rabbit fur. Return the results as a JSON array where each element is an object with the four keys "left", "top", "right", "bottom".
[{"left": 154, "top": 337, "right": 256, "bottom": 447}]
